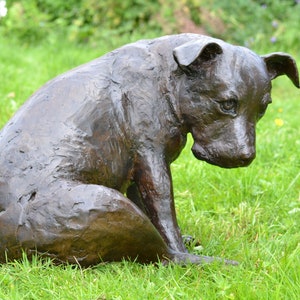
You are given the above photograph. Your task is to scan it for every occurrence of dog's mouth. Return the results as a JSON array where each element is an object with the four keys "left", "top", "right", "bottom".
[{"left": 191, "top": 143, "right": 255, "bottom": 169}]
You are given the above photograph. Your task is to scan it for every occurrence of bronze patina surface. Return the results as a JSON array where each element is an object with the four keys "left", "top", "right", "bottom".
[{"left": 0, "top": 34, "right": 299, "bottom": 266}]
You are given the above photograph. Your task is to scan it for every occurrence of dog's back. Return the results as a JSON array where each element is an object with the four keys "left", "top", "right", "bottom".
[{"left": 0, "top": 34, "right": 192, "bottom": 204}]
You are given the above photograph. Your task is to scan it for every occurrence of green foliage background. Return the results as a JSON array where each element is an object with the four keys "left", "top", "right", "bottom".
[{"left": 1, "top": 0, "right": 300, "bottom": 51}]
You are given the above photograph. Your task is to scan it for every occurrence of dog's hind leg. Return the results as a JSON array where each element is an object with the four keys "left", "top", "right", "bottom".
[{"left": 4, "top": 182, "right": 170, "bottom": 266}]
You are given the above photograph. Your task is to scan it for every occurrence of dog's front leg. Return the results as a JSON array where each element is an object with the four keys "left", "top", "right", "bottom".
[{"left": 134, "top": 150, "right": 187, "bottom": 254}]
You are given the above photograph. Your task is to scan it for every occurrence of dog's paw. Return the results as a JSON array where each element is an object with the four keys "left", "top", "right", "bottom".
[{"left": 163, "top": 252, "right": 239, "bottom": 266}]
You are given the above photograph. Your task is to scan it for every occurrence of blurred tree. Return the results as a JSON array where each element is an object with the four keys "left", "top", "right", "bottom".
[{"left": 0, "top": 0, "right": 299, "bottom": 51}]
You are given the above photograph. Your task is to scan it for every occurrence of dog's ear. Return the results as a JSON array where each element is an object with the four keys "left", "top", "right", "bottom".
[
  {"left": 262, "top": 52, "right": 299, "bottom": 88},
  {"left": 173, "top": 39, "right": 223, "bottom": 75}
]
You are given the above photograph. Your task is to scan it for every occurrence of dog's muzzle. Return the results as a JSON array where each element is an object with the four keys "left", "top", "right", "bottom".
[{"left": 191, "top": 143, "right": 256, "bottom": 168}]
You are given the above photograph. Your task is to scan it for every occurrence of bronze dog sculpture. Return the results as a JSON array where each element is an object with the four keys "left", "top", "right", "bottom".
[{"left": 0, "top": 34, "right": 299, "bottom": 266}]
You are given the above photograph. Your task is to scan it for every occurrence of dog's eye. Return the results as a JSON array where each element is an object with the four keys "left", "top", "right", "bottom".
[{"left": 219, "top": 99, "right": 237, "bottom": 114}]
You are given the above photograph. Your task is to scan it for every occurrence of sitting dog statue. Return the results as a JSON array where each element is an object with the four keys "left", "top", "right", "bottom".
[{"left": 0, "top": 34, "right": 299, "bottom": 266}]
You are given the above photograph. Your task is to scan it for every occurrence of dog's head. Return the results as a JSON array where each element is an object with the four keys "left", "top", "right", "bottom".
[{"left": 173, "top": 37, "right": 299, "bottom": 168}]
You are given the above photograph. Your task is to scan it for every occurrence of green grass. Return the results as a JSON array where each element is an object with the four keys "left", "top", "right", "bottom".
[{"left": 0, "top": 35, "right": 299, "bottom": 299}]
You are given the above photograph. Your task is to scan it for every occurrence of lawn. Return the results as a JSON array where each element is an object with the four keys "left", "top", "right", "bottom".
[{"left": 0, "top": 35, "right": 299, "bottom": 299}]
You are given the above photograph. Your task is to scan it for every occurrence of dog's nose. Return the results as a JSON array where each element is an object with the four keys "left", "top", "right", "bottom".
[{"left": 239, "top": 149, "right": 256, "bottom": 166}]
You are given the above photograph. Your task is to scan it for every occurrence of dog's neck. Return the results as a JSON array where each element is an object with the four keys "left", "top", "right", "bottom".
[{"left": 164, "top": 90, "right": 188, "bottom": 135}]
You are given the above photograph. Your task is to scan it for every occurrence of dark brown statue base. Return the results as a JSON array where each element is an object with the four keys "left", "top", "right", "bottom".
[{"left": 0, "top": 34, "right": 299, "bottom": 266}]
